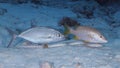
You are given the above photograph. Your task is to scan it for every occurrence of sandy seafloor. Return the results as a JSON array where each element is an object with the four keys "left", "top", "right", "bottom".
[{"left": 0, "top": 1, "right": 120, "bottom": 68}]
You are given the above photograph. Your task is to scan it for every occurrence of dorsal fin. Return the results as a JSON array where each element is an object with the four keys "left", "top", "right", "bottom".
[{"left": 30, "top": 19, "right": 38, "bottom": 28}]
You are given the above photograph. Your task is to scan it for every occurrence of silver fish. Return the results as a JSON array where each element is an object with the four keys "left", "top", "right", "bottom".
[
  {"left": 7, "top": 27, "right": 65, "bottom": 47},
  {"left": 67, "top": 26, "right": 107, "bottom": 43}
]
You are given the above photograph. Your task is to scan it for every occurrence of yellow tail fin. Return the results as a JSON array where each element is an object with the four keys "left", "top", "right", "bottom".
[
  {"left": 74, "top": 35, "right": 79, "bottom": 40},
  {"left": 63, "top": 25, "right": 70, "bottom": 35}
]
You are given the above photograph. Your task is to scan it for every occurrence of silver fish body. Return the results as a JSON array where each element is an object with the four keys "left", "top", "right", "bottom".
[
  {"left": 18, "top": 27, "right": 65, "bottom": 44},
  {"left": 69, "top": 26, "right": 108, "bottom": 43}
]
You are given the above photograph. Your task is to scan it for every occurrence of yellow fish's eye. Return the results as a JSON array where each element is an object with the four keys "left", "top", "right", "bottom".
[{"left": 100, "top": 35, "right": 103, "bottom": 38}]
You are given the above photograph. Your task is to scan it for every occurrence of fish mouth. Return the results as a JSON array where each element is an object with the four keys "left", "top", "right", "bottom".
[
  {"left": 95, "top": 39, "right": 108, "bottom": 43},
  {"left": 101, "top": 39, "right": 108, "bottom": 43},
  {"left": 104, "top": 40, "right": 108, "bottom": 43},
  {"left": 61, "top": 35, "right": 66, "bottom": 40},
  {"left": 60, "top": 37, "right": 65, "bottom": 40}
]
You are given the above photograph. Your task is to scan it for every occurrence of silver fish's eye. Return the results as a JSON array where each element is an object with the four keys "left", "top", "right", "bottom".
[
  {"left": 56, "top": 33, "right": 60, "bottom": 37},
  {"left": 56, "top": 33, "right": 61, "bottom": 37},
  {"left": 58, "top": 34, "right": 61, "bottom": 37}
]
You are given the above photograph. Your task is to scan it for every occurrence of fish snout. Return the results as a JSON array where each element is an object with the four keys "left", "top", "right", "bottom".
[
  {"left": 58, "top": 34, "right": 65, "bottom": 40},
  {"left": 101, "top": 38, "right": 108, "bottom": 43},
  {"left": 99, "top": 35, "right": 108, "bottom": 43},
  {"left": 61, "top": 35, "right": 66, "bottom": 40},
  {"left": 103, "top": 39, "right": 108, "bottom": 43}
]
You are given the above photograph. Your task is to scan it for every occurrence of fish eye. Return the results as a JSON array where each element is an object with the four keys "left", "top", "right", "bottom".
[
  {"left": 57, "top": 33, "right": 61, "bottom": 37},
  {"left": 100, "top": 35, "right": 103, "bottom": 38}
]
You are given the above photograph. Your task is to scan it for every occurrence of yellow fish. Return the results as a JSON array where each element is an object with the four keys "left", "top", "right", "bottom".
[{"left": 65, "top": 26, "right": 108, "bottom": 43}]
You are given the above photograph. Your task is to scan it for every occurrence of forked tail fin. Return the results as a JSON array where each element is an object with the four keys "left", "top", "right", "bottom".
[
  {"left": 63, "top": 24, "right": 75, "bottom": 35},
  {"left": 5, "top": 27, "right": 17, "bottom": 48},
  {"left": 63, "top": 24, "right": 71, "bottom": 35}
]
